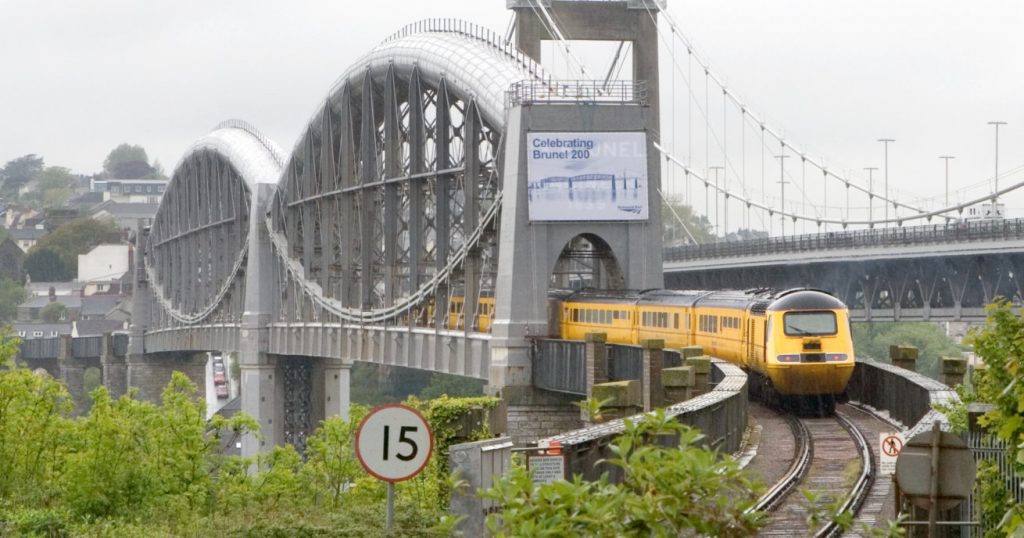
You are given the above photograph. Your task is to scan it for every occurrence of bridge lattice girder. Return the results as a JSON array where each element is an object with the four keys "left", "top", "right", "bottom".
[
  {"left": 266, "top": 23, "right": 547, "bottom": 326},
  {"left": 144, "top": 121, "right": 283, "bottom": 334}
]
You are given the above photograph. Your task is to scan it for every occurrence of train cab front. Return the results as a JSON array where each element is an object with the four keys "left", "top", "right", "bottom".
[{"left": 763, "top": 289, "right": 855, "bottom": 397}]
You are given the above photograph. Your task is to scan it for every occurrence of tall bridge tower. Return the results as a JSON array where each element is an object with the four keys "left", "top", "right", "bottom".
[{"left": 490, "top": 0, "right": 666, "bottom": 423}]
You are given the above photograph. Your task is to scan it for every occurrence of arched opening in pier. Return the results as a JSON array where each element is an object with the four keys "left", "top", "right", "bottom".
[{"left": 550, "top": 233, "right": 625, "bottom": 291}]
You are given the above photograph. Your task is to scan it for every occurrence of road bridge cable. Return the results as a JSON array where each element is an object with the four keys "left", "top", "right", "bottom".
[
  {"left": 647, "top": 5, "right": 932, "bottom": 220},
  {"left": 656, "top": 142, "right": 1024, "bottom": 228}
]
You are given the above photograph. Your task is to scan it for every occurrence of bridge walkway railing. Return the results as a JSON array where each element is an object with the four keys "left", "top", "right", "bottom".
[{"left": 665, "top": 218, "right": 1024, "bottom": 262}]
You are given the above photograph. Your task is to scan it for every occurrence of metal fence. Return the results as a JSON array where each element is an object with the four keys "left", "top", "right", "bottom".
[
  {"left": 664, "top": 218, "right": 1024, "bottom": 262},
  {"left": 71, "top": 336, "right": 103, "bottom": 358},
  {"left": 607, "top": 344, "right": 643, "bottom": 381},
  {"left": 961, "top": 432, "right": 1024, "bottom": 537},
  {"left": 20, "top": 337, "right": 60, "bottom": 360},
  {"left": 532, "top": 339, "right": 586, "bottom": 396},
  {"left": 112, "top": 333, "right": 129, "bottom": 357}
]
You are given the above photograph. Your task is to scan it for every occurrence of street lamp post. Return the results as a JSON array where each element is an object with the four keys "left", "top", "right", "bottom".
[
  {"left": 775, "top": 154, "right": 790, "bottom": 236},
  {"left": 939, "top": 156, "right": 955, "bottom": 209},
  {"left": 878, "top": 138, "right": 895, "bottom": 225},
  {"left": 864, "top": 167, "right": 878, "bottom": 225},
  {"left": 988, "top": 121, "right": 1006, "bottom": 204}
]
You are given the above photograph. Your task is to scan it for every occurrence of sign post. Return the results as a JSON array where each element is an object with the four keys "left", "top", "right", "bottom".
[
  {"left": 355, "top": 404, "right": 434, "bottom": 529},
  {"left": 879, "top": 432, "right": 905, "bottom": 475}
]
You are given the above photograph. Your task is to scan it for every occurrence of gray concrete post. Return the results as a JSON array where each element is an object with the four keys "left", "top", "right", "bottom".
[
  {"left": 584, "top": 332, "right": 608, "bottom": 395},
  {"left": 640, "top": 338, "right": 664, "bottom": 411},
  {"left": 489, "top": 103, "right": 662, "bottom": 428},
  {"left": 941, "top": 356, "right": 967, "bottom": 387},
  {"left": 57, "top": 334, "right": 86, "bottom": 414},
  {"left": 240, "top": 183, "right": 282, "bottom": 456},
  {"left": 100, "top": 332, "right": 127, "bottom": 399},
  {"left": 323, "top": 359, "right": 352, "bottom": 422},
  {"left": 889, "top": 344, "right": 918, "bottom": 372}
]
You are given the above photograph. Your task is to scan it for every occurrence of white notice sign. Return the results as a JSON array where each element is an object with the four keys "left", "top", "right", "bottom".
[
  {"left": 528, "top": 454, "right": 566, "bottom": 484},
  {"left": 526, "top": 131, "right": 649, "bottom": 221},
  {"left": 879, "top": 432, "right": 904, "bottom": 475}
]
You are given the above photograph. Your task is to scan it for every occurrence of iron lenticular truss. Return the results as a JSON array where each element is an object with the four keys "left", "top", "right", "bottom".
[
  {"left": 145, "top": 121, "right": 284, "bottom": 325},
  {"left": 267, "top": 20, "right": 549, "bottom": 325}
]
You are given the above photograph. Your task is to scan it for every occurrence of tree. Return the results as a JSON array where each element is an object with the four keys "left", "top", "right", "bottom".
[
  {"left": 0, "top": 277, "right": 27, "bottom": 322},
  {"left": 102, "top": 144, "right": 158, "bottom": 179},
  {"left": 851, "top": 321, "right": 963, "bottom": 378},
  {"left": 39, "top": 302, "right": 68, "bottom": 323},
  {"left": 0, "top": 334, "right": 74, "bottom": 505},
  {"left": 23, "top": 247, "right": 73, "bottom": 282},
  {"left": 662, "top": 194, "right": 715, "bottom": 245},
  {"left": 965, "top": 301, "right": 1024, "bottom": 534},
  {"left": 484, "top": 411, "right": 763, "bottom": 537},
  {"left": 29, "top": 217, "right": 120, "bottom": 278},
  {"left": 0, "top": 154, "right": 44, "bottom": 195},
  {"left": 22, "top": 166, "right": 76, "bottom": 209}
]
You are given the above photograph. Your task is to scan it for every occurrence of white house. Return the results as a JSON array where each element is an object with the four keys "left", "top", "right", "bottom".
[{"left": 77, "top": 244, "right": 130, "bottom": 283}]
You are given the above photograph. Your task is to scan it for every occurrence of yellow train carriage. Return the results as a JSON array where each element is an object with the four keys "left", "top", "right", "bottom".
[
  {"left": 554, "top": 288, "right": 854, "bottom": 404},
  {"left": 760, "top": 291, "right": 854, "bottom": 396}
]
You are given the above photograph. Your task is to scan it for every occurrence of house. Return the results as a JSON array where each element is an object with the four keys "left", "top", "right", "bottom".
[
  {"left": 91, "top": 178, "right": 167, "bottom": 204},
  {"left": 73, "top": 319, "right": 127, "bottom": 337},
  {"left": 89, "top": 201, "right": 159, "bottom": 233},
  {"left": 0, "top": 237, "right": 24, "bottom": 281},
  {"left": 79, "top": 295, "right": 123, "bottom": 321},
  {"left": 11, "top": 322, "right": 73, "bottom": 340},
  {"left": 7, "top": 227, "right": 48, "bottom": 252},
  {"left": 78, "top": 244, "right": 130, "bottom": 282},
  {"left": 17, "top": 294, "right": 82, "bottom": 321},
  {"left": 26, "top": 282, "right": 85, "bottom": 297}
]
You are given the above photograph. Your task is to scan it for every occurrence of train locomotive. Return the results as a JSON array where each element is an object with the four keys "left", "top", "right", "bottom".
[{"left": 554, "top": 287, "right": 855, "bottom": 414}]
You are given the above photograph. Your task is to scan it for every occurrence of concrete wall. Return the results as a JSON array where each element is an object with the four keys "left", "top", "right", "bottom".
[
  {"left": 846, "top": 358, "right": 958, "bottom": 436},
  {"left": 539, "top": 360, "right": 747, "bottom": 482},
  {"left": 78, "top": 244, "right": 130, "bottom": 282}
]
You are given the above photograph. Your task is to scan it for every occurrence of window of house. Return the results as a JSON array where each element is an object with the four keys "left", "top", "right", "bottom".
[
  {"left": 32, "top": 331, "right": 43, "bottom": 337},
  {"left": 17, "top": 331, "right": 25, "bottom": 337},
  {"left": 674, "top": 313, "right": 679, "bottom": 329},
  {"left": 49, "top": 331, "right": 58, "bottom": 337}
]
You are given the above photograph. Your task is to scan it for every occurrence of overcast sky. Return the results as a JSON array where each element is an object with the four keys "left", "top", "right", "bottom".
[{"left": 1, "top": 0, "right": 1022, "bottom": 219}]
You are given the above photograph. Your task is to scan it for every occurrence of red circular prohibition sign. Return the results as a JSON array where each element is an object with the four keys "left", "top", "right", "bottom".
[
  {"left": 355, "top": 404, "right": 435, "bottom": 483},
  {"left": 882, "top": 435, "right": 903, "bottom": 458}
]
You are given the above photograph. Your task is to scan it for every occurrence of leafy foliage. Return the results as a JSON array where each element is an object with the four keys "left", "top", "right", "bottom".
[
  {"left": 39, "top": 302, "right": 67, "bottom": 323},
  {"left": 0, "top": 277, "right": 27, "bottom": 321},
  {"left": 662, "top": 193, "right": 715, "bottom": 245},
  {"left": 484, "top": 410, "right": 763, "bottom": 537},
  {"left": 23, "top": 247, "right": 73, "bottom": 282},
  {"left": 22, "top": 166, "right": 77, "bottom": 209},
  {"left": 0, "top": 154, "right": 44, "bottom": 195},
  {"left": 851, "top": 321, "right": 963, "bottom": 378},
  {"left": 965, "top": 301, "right": 1024, "bottom": 535},
  {"left": 102, "top": 143, "right": 165, "bottom": 179},
  {"left": 28, "top": 217, "right": 120, "bottom": 278}
]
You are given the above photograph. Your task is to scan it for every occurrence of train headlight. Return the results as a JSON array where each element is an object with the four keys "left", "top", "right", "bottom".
[
  {"left": 825, "top": 353, "right": 848, "bottom": 362},
  {"left": 776, "top": 354, "right": 800, "bottom": 363}
]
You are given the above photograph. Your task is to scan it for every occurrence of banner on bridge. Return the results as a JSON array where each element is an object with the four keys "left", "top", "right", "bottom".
[{"left": 526, "top": 131, "right": 648, "bottom": 221}]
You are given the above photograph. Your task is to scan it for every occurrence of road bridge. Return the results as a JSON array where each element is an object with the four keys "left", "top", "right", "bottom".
[{"left": 665, "top": 219, "right": 1024, "bottom": 321}]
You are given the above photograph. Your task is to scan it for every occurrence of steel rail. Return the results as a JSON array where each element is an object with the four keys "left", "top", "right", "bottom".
[
  {"left": 746, "top": 413, "right": 811, "bottom": 514},
  {"left": 814, "top": 411, "right": 874, "bottom": 538}
]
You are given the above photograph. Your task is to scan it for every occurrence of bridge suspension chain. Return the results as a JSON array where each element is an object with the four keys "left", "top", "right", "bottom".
[{"left": 644, "top": 5, "right": 939, "bottom": 227}]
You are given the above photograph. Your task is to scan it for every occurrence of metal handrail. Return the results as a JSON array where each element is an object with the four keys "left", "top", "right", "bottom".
[
  {"left": 664, "top": 218, "right": 1024, "bottom": 262},
  {"left": 507, "top": 79, "right": 648, "bottom": 107}
]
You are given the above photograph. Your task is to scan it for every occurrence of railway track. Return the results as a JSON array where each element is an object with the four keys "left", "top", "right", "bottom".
[{"left": 750, "top": 410, "right": 873, "bottom": 537}]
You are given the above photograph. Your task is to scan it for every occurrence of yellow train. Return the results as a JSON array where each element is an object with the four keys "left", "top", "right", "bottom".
[
  {"left": 440, "top": 287, "right": 854, "bottom": 412},
  {"left": 556, "top": 288, "right": 855, "bottom": 412}
]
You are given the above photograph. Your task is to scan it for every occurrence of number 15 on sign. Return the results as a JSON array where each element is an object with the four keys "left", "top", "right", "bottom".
[
  {"left": 355, "top": 405, "right": 434, "bottom": 529},
  {"left": 356, "top": 404, "right": 434, "bottom": 481}
]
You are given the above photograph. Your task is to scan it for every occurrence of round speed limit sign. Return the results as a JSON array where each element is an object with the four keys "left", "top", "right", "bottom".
[{"left": 355, "top": 404, "right": 434, "bottom": 482}]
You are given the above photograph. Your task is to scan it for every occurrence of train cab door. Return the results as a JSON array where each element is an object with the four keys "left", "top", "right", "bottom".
[{"left": 745, "top": 318, "right": 754, "bottom": 367}]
